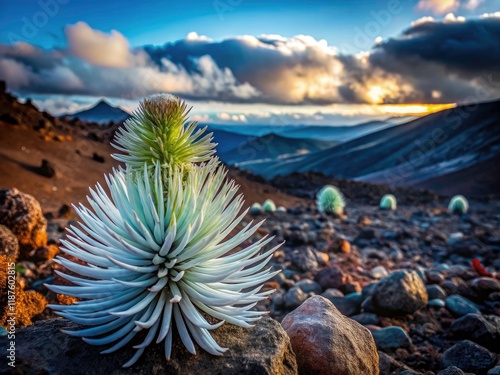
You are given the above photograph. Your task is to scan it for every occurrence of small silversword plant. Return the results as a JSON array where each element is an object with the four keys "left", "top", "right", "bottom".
[
  {"left": 250, "top": 202, "right": 264, "bottom": 216},
  {"left": 317, "top": 185, "right": 345, "bottom": 215},
  {"left": 262, "top": 199, "right": 276, "bottom": 212},
  {"left": 47, "top": 94, "right": 281, "bottom": 367},
  {"left": 380, "top": 194, "right": 397, "bottom": 210},
  {"left": 448, "top": 195, "right": 468, "bottom": 215}
]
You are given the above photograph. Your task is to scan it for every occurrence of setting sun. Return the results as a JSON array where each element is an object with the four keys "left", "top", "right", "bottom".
[{"left": 379, "top": 103, "right": 456, "bottom": 116}]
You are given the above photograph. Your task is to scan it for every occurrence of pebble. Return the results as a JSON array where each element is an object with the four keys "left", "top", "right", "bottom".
[
  {"left": 426, "top": 270, "right": 445, "bottom": 284},
  {"left": 472, "top": 277, "right": 500, "bottom": 294},
  {"left": 450, "top": 313, "right": 500, "bottom": 351},
  {"left": 428, "top": 299, "right": 446, "bottom": 307},
  {"left": 294, "top": 279, "right": 322, "bottom": 295},
  {"left": 427, "top": 284, "right": 447, "bottom": 300},
  {"left": 321, "top": 288, "right": 344, "bottom": 298},
  {"left": 447, "top": 232, "right": 464, "bottom": 244},
  {"left": 291, "top": 247, "right": 318, "bottom": 272},
  {"left": 441, "top": 340, "right": 496, "bottom": 374},
  {"left": 326, "top": 296, "right": 358, "bottom": 316},
  {"left": 371, "top": 265, "right": 389, "bottom": 279},
  {"left": 284, "top": 286, "right": 308, "bottom": 310},
  {"left": 314, "top": 266, "right": 350, "bottom": 291},
  {"left": 371, "top": 326, "right": 412, "bottom": 351},
  {"left": 445, "top": 295, "right": 480, "bottom": 317},
  {"left": 371, "top": 270, "right": 428, "bottom": 316},
  {"left": 351, "top": 313, "right": 380, "bottom": 326}
]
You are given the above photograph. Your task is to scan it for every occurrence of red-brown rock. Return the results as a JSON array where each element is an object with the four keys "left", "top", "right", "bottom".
[{"left": 282, "top": 295, "right": 379, "bottom": 375}]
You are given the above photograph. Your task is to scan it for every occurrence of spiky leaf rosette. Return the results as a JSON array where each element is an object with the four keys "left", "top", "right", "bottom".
[
  {"left": 112, "top": 94, "right": 216, "bottom": 170},
  {"left": 380, "top": 194, "right": 397, "bottom": 210},
  {"left": 47, "top": 160, "right": 281, "bottom": 367},
  {"left": 448, "top": 195, "right": 468, "bottom": 215},
  {"left": 316, "top": 185, "right": 345, "bottom": 215}
]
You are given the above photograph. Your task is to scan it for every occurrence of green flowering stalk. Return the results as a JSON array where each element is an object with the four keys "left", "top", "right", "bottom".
[
  {"left": 380, "top": 194, "right": 397, "bottom": 210},
  {"left": 47, "top": 94, "right": 281, "bottom": 367},
  {"left": 316, "top": 185, "right": 345, "bottom": 215},
  {"left": 112, "top": 94, "right": 216, "bottom": 170}
]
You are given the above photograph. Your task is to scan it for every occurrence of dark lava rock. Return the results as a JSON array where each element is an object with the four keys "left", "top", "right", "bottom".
[
  {"left": 427, "top": 284, "right": 447, "bottom": 300},
  {"left": 326, "top": 296, "right": 359, "bottom": 316},
  {"left": 378, "top": 351, "right": 414, "bottom": 375},
  {"left": 0, "top": 317, "right": 298, "bottom": 375},
  {"left": 0, "top": 225, "right": 19, "bottom": 260},
  {"left": 351, "top": 313, "right": 380, "bottom": 326},
  {"left": 371, "top": 270, "right": 428, "bottom": 316},
  {"left": 36, "top": 159, "right": 56, "bottom": 178},
  {"left": 290, "top": 247, "right": 318, "bottom": 272},
  {"left": 282, "top": 296, "right": 379, "bottom": 375},
  {"left": 371, "top": 326, "right": 412, "bottom": 352},
  {"left": 450, "top": 313, "right": 500, "bottom": 352},
  {"left": 441, "top": 340, "right": 496, "bottom": 374},
  {"left": 294, "top": 279, "right": 322, "bottom": 295},
  {"left": 284, "top": 286, "right": 308, "bottom": 310},
  {"left": 314, "top": 266, "right": 351, "bottom": 291},
  {"left": 488, "top": 366, "right": 500, "bottom": 375},
  {"left": 58, "top": 204, "right": 72, "bottom": 218},
  {"left": 472, "top": 278, "right": 500, "bottom": 294},
  {"left": 445, "top": 295, "right": 480, "bottom": 317},
  {"left": 92, "top": 152, "right": 106, "bottom": 163}
]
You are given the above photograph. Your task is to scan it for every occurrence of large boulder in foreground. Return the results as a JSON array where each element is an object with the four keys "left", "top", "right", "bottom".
[
  {"left": 282, "top": 295, "right": 379, "bottom": 375},
  {"left": 0, "top": 188, "right": 47, "bottom": 256},
  {"left": 0, "top": 317, "right": 298, "bottom": 375},
  {"left": 371, "top": 270, "right": 428, "bottom": 316}
]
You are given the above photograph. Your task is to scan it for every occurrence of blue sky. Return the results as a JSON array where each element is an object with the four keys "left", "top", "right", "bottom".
[
  {"left": 0, "top": 0, "right": 418, "bottom": 51},
  {"left": 0, "top": 0, "right": 499, "bottom": 124}
]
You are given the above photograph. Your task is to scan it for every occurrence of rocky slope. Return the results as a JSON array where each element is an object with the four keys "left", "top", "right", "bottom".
[
  {"left": 238, "top": 100, "right": 500, "bottom": 197},
  {"left": 1, "top": 84, "right": 499, "bottom": 374}
]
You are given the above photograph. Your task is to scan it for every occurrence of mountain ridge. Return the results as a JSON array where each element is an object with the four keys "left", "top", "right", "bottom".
[{"left": 237, "top": 99, "right": 500, "bottom": 197}]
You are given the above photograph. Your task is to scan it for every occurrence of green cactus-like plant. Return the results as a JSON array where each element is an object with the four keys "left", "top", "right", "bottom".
[
  {"left": 262, "top": 199, "right": 276, "bottom": 212},
  {"left": 380, "top": 194, "right": 397, "bottom": 210},
  {"left": 317, "top": 185, "right": 345, "bottom": 215},
  {"left": 47, "top": 94, "right": 282, "bottom": 367},
  {"left": 448, "top": 195, "right": 468, "bottom": 215},
  {"left": 250, "top": 202, "right": 264, "bottom": 216}
]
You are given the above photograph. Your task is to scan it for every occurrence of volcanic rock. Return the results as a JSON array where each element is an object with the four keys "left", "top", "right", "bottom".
[
  {"left": 0, "top": 188, "right": 47, "bottom": 255},
  {"left": 371, "top": 270, "right": 428, "bottom": 316},
  {"left": 371, "top": 326, "right": 413, "bottom": 352},
  {"left": 0, "top": 317, "right": 298, "bottom": 375},
  {"left": 282, "top": 295, "right": 379, "bottom": 375},
  {"left": 441, "top": 340, "right": 496, "bottom": 374},
  {"left": 450, "top": 313, "right": 500, "bottom": 352}
]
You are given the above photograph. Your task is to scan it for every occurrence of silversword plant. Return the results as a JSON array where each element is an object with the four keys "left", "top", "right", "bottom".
[
  {"left": 47, "top": 94, "right": 281, "bottom": 367},
  {"left": 316, "top": 185, "right": 345, "bottom": 216},
  {"left": 380, "top": 194, "right": 397, "bottom": 210},
  {"left": 448, "top": 195, "right": 468, "bottom": 215},
  {"left": 262, "top": 199, "right": 276, "bottom": 212}
]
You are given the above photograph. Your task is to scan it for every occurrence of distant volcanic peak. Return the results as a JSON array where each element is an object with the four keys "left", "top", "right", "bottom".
[
  {"left": 68, "top": 99, "right": 130, "bottom": 124},
  {"left": 94, "top": 99, "right": 113, "bottom": 107}
]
